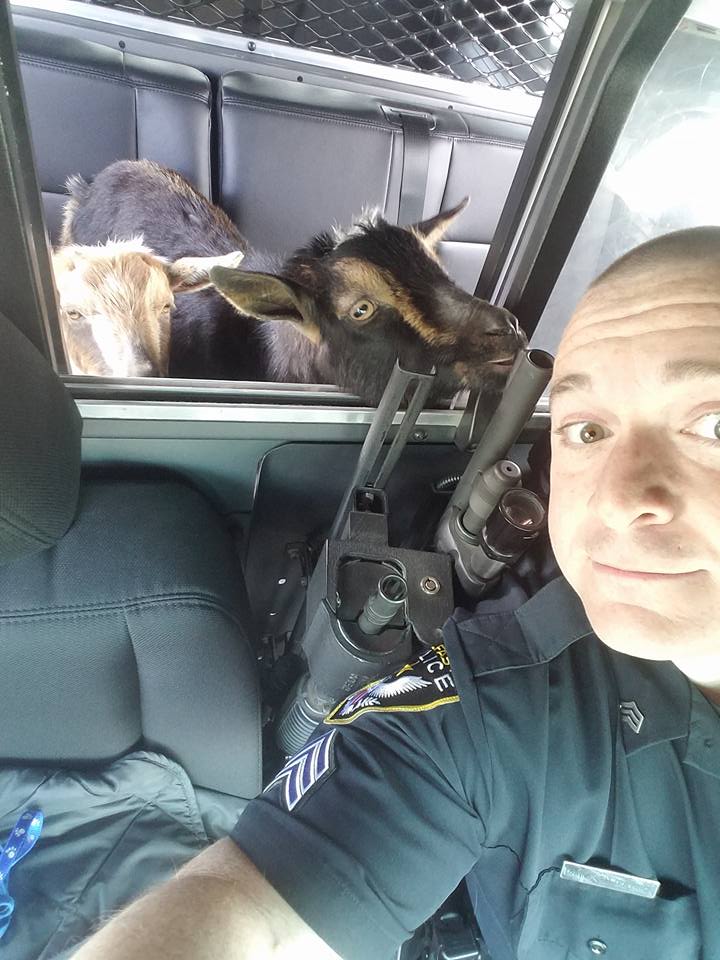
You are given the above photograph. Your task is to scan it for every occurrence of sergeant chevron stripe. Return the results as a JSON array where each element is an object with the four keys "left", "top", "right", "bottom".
[
  {"left": 266, "top": 730, "right": 337, "bottom": 811},
  {"left": 619, "top": 700, "right": 644, "bottom": 734}
]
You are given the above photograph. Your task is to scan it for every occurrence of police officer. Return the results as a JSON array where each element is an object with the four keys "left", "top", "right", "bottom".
[{"left": 75, "top": 226, "right": 720, "bottom": 959}]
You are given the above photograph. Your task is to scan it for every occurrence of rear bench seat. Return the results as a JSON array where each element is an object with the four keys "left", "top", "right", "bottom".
[
  {"left": 219, "top": 71, "right": 528, "bottom": 292},
  {"left": 16, "top": 24, "right": 212, "bottom": 243},
  {"left": 15, "top": 22, "right": 529, "bottom": 291}
]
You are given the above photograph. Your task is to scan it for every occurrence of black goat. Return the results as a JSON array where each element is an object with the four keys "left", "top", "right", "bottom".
[{"left": 63, "top": 160, "right": 525, "bottom": 402}]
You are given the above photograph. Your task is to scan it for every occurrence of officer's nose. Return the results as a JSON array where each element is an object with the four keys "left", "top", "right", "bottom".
[{"left": 592, "top": 430, "right": 678, "bottom": 531}]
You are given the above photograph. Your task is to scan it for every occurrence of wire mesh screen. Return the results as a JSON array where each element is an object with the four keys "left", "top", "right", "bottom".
[{"left": 87, "top": 0, "right": 575, "bottom": 92}]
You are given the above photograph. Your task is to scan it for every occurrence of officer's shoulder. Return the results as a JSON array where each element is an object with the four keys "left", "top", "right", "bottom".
[{"left": 448, "top": 576, "right": 595, "bottom": 680}]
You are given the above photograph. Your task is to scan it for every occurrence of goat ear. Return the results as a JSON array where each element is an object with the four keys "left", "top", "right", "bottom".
[
  {"left": 413, "top": 197, "right": 469, "bottom": 247},
  {"left": 51, "top": 248, "right": 77, "bottom": 274},
  {"left": 166, "top": 250, "right": 246, "bottom": 293},
  {"left": 210, "top": 268, "right": 322, "bottom": 344}
]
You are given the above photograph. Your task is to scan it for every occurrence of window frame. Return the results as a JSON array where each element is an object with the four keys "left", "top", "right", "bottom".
[{"left": 0, "top": 0, "right": 693, "bottom": 440}]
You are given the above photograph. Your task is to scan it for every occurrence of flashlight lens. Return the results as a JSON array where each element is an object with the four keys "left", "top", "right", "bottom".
[
  {"left": 500, "top": 489, "right": 545, "bottom": 531},
  {"left": 483, "top": 488, "right": 546, "bottom": 560}
]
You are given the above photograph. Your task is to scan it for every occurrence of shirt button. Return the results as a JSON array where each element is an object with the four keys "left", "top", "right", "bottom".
[{"left": 588, "top": 940, "right": 607, "bottom": 955}]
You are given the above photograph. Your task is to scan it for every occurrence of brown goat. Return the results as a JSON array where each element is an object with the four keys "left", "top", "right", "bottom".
[{"left": 52, "top": 238, "right": 243, "bottom": 377}]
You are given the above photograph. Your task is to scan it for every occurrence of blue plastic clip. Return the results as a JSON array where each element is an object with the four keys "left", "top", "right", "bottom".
[{"left": 0, "top": 810, "right": 43, "bottom": 939}]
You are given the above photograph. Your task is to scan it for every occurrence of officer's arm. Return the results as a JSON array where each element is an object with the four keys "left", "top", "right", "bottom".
[{"left": 71, "top": 837, "right": 340, "bottom": 960}]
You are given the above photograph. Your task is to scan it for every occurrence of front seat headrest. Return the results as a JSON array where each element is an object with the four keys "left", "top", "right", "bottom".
[{"left": 0, "top": 312, "right": 82, "bottom": 564}]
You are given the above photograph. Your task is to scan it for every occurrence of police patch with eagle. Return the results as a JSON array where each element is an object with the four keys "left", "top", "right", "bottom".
[{"left": 325, "top": 643, "right": 459, "bottom": 725}]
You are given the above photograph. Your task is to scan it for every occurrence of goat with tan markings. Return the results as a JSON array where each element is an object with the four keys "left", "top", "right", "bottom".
[
  {"left": 211, "top": 202, "right": 525, "bottom": 403},
  {"left": 63, "top": 160, "right": 525, "bottom": 401}
]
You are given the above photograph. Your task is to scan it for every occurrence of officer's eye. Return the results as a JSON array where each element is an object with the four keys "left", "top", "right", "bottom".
[
  {"left": 685, "top": 412, "right": 720, "bottom": 443},
  {"left": 557, "top": 421, "right": 609, "bottom": 445},
  {"left": 349, "top": 299, "right": 376, "bottom": 323}
]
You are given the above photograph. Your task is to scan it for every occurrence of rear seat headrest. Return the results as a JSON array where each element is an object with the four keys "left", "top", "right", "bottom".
[{"left": 0, "top": 313, "right": 82, "bottom": 564}]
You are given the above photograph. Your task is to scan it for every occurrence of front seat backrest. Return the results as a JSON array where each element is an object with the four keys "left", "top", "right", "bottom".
[
  {"left": 0, "top": 314, "right": 261, "bottom": 799},
  {"left": 0, "top": 311, "right": 81, "bottom": 563}
]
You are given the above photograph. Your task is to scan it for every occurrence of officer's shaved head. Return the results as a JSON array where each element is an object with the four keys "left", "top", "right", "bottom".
[
  {"left": 548, "top": 226, "right": 720, "bottom": 695},
  {"left": 561, "top": 226, "right": 720, "bottom": 349},
  {"left": 588, "top": 225, "right": 720, "bottom": 291}
]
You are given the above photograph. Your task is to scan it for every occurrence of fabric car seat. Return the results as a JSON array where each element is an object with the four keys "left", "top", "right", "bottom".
[{"left": 0, "top": 312, "right": 261, "bottom": 958}]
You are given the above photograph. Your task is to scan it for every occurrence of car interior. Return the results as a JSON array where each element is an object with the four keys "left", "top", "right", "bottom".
[{"left": 0, "top": 0, "right": 718, "bottom": 955}]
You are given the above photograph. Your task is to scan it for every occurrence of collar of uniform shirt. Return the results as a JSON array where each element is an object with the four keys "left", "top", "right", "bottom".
[
  {"left": 531, "top": 578, "right": 720, "bottom": 776},
  {"left": 682, "top": 683, "right": 720, "bottom": 779},
  {"left": 455, "top": 575, "right": 593, "bottom": 669},
  {"left": 464, "top": 577, "right": 720, "bottom": 777}
]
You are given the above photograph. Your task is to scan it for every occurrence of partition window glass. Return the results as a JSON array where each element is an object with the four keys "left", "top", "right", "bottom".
[{"left": 14, "top": 0, "right": 583, "bottom": 405}]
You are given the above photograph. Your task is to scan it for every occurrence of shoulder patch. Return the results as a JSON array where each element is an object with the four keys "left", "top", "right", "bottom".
[
  {"left": 325, "top": 643, "right": 459, "bottom": 725},
  {"left": 265, "top": 729, "right": 337, "bottom": 811}
]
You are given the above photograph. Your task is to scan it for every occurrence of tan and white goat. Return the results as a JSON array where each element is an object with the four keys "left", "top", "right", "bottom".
[{"left": 52, "top": 237, "right": 243, "bottom": 377}]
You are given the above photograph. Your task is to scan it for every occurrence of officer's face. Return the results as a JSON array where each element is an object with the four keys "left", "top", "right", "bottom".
[{"left": 548, "top": 254, "right": 720, "bottom": 665}]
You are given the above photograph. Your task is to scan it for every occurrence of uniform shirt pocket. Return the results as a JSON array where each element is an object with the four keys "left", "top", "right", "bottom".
[{"left": 517, "top": 866, "right": 701, "bottom": 960}]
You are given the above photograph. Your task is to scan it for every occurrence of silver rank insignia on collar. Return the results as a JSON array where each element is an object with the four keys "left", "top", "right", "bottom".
[{"left": 619, "top": 700, "right": 644, "bottom": 734}]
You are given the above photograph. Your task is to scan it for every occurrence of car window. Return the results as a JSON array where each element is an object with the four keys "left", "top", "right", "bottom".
[
  {"left": 532, "top": 5, "right": 720, "bottom": 354},
  {"left": 13, "top": 0, "right": 579, "bottom": 405}
]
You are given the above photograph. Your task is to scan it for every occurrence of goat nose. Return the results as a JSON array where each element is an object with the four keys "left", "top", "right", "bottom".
[
  {"left": 482, "top": 305, "right": 520, "bottom": 336},
  {"left": 499, "top": 307, "right": 521, "bottom": 336},
  {"left": 498, "top": 308, "right": 527, "bottom": 344}
]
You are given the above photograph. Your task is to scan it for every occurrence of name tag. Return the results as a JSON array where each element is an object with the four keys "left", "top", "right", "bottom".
[{"left": 560, "top": 861, "right": 660, "bottom": 899}]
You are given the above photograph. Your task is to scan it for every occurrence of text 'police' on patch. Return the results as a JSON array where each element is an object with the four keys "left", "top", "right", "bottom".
[{"left": 325, "top": 644, "right": 460, "bottom": 725}]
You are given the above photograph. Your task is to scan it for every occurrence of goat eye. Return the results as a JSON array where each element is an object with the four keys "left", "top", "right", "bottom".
[
  {"left": 350, "top": 299, "right": 376, "bottom": 322},
  {"left": 65, "top": 309, "right": 82, "bottom": 322},
  {"left": 162, "top": 303, "right": 172, "bottom": 312}
]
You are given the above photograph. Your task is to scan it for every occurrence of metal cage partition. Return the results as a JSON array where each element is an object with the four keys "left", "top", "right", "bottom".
[{"left": 82, "top": 0, "right": 576, "bottom": 91}]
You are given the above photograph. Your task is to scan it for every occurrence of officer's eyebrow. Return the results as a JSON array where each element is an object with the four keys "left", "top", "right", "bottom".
[
  {"left": 548, "top": 372, "right": 592, "bottom": 405},
  {"left": 662, "top": 358, "right": 720, "bottom": 384},
  {"left": 550, "top": 360, "right": 720, "bottom": 405}
]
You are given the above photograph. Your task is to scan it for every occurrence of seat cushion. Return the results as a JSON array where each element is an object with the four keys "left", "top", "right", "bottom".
[
  {"left": 0, "top": 751, "right": 241, "bottom": 959},
  {"left": 0, "top": 475, "right": 261, "bottom": 799}
]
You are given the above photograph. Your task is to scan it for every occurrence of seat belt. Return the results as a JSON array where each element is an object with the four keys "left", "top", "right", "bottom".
[{"left": 397, "top": 112, "right": 434, "bottom": 225}]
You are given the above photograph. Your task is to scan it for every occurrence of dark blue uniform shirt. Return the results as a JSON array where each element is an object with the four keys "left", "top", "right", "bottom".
[{"left": 232, "top": 577, "right": 720, "bottom": 959}]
